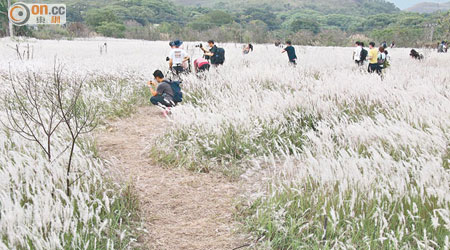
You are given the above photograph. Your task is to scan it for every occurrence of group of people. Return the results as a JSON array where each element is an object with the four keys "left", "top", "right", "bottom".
[
  {"left": 410, "top": 41, "right": 448, "bottom": 60},
  {"left": 148, "top": 39, "right": 227, "bottom": 111},
  {"left": 153, "top": 38, "right": 436, "bottom": 111},
  {"left": 167, "top": 39, "right": 226, "bottom": 76},
  {"left": 149, "top": 39, "right": 299, "bottom": 110},
  {"left": 353, "top": 41, "right": 389, "bottom": 75}
]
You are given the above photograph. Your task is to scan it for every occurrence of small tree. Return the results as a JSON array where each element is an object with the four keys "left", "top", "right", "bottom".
[{"left": 2, "top": 62, "right": 98, "bottom": 196}]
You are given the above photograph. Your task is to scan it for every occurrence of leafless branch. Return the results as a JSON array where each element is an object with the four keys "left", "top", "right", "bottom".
[{"left": 2, "top": 60, "right": 99, "bottom": 197}]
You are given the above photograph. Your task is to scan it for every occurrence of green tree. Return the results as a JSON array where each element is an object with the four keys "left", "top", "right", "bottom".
[
  {"left": 189, "top": 10, "right": 232, "bottom": 30},
  {"left": 84, "top": 8, "right": 125, "bottom": 38},
  {"left": 0, "top": 0, "right": 8, "bottom": 35},
  {"left": 85, "top": 9, "right": 122, "bottom": 28},
  {"left": 242, "top": 7, "right": 280, "bottom": 30},
  {"left": 208, "top": 10, "right": 233, "bottom": 26},
  {"left": 324, "top": 14, "right": 364, "bottom": 31},
  {"left": 437, "top": 11, "right": 450, "bottom": 38},
  {"left": 96, "top": 22, "right": 126, "bottom": 38},
  {"left": 291, "top": 16, "right": 320, "bottom": 34}
]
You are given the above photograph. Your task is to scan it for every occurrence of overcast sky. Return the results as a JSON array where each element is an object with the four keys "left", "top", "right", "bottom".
[{"left": 386, "top": 0, "right": 448, "bottom": 9}]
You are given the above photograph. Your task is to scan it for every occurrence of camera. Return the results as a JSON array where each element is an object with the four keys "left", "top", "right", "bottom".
[{"left": 195, "top": 43, "right": 203, "bottom": 48}]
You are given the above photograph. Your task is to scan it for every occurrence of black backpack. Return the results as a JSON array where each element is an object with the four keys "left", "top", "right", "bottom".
[
  {"left": 214, "top": 47, "right": 225, "bottom": 64},
  {"left": 360, "top": 49, "right": 368, "bottom": 61},
  {"left": 164, "top": 80, "right": 183, "bottom": 103}
]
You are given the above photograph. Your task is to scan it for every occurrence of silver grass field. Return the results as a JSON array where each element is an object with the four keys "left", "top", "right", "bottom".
[{"left": 1, "top": 38, "right": 449, "bottom": 249}]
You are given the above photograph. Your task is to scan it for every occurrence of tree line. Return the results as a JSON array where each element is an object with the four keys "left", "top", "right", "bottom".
[{"left": 0, "top": 0, "right": 449, "bottom": 47}]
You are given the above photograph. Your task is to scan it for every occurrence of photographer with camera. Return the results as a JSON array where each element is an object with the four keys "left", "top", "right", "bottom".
[
  {"left": 200, "top": 40, "right": 225, "bottom": 66},
  {"left": 147, "top": 70, "right": 183, "bottom": 116},
  {"left": 168, "top": 40, "right": 190, "bottom": 75},
  {"left": 147, "top": 70, "right": 175, "bottom": 108}
]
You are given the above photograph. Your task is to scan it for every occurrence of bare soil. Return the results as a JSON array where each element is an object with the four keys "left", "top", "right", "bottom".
[{"left": 96, "top": 106, "right": 247, "bottom": 250}]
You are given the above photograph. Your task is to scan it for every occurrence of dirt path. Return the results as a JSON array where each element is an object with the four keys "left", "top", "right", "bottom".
[{"left": 96, "top": 106, "right": 246, "bottom": 250}]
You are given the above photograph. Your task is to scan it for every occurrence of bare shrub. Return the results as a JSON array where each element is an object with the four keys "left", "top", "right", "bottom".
[{"left": 2, "top": 62, "right": 98, "bottom": 196}]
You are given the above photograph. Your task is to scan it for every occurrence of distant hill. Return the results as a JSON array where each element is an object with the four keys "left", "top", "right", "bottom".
[
  {"left": 406, "top": 1, "right": 450, "bottom": 13},
  {"left": 169, "top": 0, "right": 400, "bottom": 15}
]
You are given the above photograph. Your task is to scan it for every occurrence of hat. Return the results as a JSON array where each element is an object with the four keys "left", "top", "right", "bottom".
[
  {"left": 173, "top": 40, "right": 183, "bottom": 47},
  {"left": 169, "top": 41, "right": 175, "bottom": 47}
]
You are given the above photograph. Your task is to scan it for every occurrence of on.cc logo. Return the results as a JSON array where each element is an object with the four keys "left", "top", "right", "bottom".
[{"left": 9, "top": 3, "right": 31, "bottom": 26}]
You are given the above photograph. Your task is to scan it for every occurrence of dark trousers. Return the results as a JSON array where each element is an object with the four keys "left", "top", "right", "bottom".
[
  {"left": 355, "top": 60, "right": 363, "bottom": 66},
  {"left": 150, "top": 95, "right": 173, "bottom": 107},
  {"left": 368, "top": 63, "right": 381, "bottom": 74},
  {"left": 172, "top": 65, "right": 184, "bottom": 75},
  {"left": 198, "top": 64, "right": 210, "bottom": 72}
]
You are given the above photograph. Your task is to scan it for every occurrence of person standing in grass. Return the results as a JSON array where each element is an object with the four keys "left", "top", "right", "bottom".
[
  {"left": 353, "top": 41, "right": 363, "bottom": 66},
  {"left": 367, "top": 42, "right": 379, "bottom": 74},
  {"left": 282, "top": 40, "right": 297, "bottom": 65},
  {"left": 201, "top": 40, "right": 225, "bottom": 66},
  {"left": 390, "top": 41, "right": 395, "bottom": 48},
  {"left": 243, "top": 44, "right": 253, "bottom": 54},
  {"left": 377, "top": 46, "right": 389, "bottom": 74}
]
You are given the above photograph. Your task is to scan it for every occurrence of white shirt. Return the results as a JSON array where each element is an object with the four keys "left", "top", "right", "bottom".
[
  {"left": 353, "top": 46, "right": 362, "bottom": 61},
  {"left": 378, "top": 52, "right": 386, "bottom": 61},
  {"left": 169, "top": 48, "right": 187, "bottom": 66}
]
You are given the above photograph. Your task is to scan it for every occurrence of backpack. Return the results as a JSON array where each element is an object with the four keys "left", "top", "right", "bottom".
[
  {"left": 360, "top": 49, "right": 368, "bottom": 61},
  {"left": 214, "top": 47, "right": 225, "bottom": 64},
  {"left": 164, "top": 80, "right": 183, "bottom": 103},
  {"left": 378, "top": 53, "right": 389, "bottom": 68},
  {"left": 377, "top": 55, "right": 386, "bottom": 65}
]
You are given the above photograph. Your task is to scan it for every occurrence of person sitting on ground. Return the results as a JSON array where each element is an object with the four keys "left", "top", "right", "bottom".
[
  {"left": 367, "top": 42, "right": 379, "bottom": 74},
  {"left": 410, "top": 49, "right": 424, "bottom": 60},
  {"left": 148, "top": 70, "right": 175, "bottom": 108},
  {"left": 243, "top": 44, "right": 254, "bottom": 54},
  {"left": 353, "top": 41, "right": 363, "bottom": 66},
  {"left": 282, "top": 40, "right": 297, "bottom": 65},
  {"left": 169, "top": 40, "right": 190, "bottom": 75},
  {"left": 194, "top": 57, "right": 210, "bottom": 73}
]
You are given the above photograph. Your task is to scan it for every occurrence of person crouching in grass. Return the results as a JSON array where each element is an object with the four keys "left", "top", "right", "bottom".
[{"left": 147, "top": 70, "right": 174, "bottom": 108}]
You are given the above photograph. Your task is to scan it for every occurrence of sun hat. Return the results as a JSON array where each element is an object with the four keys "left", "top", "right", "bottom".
[{"left": 173, "top": 40, "right": 183, "bottom": 47}]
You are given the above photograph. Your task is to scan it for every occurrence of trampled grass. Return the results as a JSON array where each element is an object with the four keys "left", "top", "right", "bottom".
[{"left": 0, "top": 38, "right": 169, "bottom": 249}]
